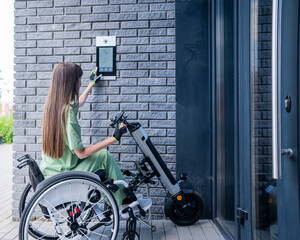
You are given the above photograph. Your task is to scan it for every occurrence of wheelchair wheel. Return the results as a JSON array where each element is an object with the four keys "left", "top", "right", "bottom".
[
  {"left": 19, "top": 171, "right": 119, "bottom": 240},
  {"left": 19, "top": 183, "right": 33, "bottom": 218}
]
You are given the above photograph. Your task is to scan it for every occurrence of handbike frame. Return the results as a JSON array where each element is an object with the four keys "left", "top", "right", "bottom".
[{"left": 113, "top": 112, "right": 194, "bottom": 215}]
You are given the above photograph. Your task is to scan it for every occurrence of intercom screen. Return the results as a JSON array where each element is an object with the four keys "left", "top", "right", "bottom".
[{"left": 98, "top": 47, "right": 113, "bottom": 72}]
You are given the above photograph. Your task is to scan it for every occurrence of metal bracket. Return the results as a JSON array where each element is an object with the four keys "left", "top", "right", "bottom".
[{"left": 237, "top": 208, "right": 248, "bottom": 225}]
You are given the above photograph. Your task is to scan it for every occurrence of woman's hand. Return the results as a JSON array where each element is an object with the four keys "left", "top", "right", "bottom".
[
  {"left": 112, "top": 123, "right": 127, "bottom": 142},
  {"left": 89, "top": 67, "right": 102, "bottom": 85}
]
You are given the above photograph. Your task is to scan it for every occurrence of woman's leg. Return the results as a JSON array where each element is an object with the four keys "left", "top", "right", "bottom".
[{"left": 72, "top": 149, "right": 126, "bottom": 206}]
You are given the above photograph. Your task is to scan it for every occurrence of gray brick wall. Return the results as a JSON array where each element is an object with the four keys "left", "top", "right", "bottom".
[{"left": 13, "top": 0, "right": 175, "bottom": 219}]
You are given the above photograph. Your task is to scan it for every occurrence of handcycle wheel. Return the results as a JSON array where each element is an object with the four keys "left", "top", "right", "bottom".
[
  {"left": 165, "top": 191, "right": 204, "bottom": 226},
  {"left": 19, "top": 171, "right": 119, "bottom": 240}
]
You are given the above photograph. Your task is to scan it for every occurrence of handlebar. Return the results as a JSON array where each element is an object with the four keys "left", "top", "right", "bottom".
[{"left": 110, "top": 112, "right": 141, "bottom": 133}]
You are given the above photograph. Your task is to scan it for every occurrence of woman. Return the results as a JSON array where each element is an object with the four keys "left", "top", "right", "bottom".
[{"left": 40, "top": 62, "right": 127, "bottom": 206}]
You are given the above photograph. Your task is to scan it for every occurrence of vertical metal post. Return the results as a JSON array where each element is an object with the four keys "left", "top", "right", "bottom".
[{"left": 272, "top": 0, "right": 281, "bottom": 179}]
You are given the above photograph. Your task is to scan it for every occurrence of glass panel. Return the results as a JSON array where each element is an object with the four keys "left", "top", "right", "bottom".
[
  {"left": 250, "top": 0, "right": 278, "bottom": 239},
  {"left": 215, "top": 0, "right": 235, "bottom": 237}
]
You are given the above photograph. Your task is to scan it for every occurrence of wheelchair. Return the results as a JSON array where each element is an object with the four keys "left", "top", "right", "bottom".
[{"left": 17, "top": 112, "right": 204, "bottom": 240}]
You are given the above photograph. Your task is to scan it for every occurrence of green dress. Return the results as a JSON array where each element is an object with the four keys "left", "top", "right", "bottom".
[{"left": 40, "top": 101, "right": 126, "bottom": 206}]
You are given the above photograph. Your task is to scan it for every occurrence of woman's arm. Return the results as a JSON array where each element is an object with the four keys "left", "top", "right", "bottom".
[
  {"left": 79, "top": 82, "right": 94, "bottom": 108},
  {"left": 73, "top": 123, "right": 126, "bottom": 159},
  {"left": 74, "top": 137, "right": 117, "bottom": 159}
]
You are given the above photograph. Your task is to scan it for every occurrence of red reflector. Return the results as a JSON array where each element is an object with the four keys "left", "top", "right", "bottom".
[
  {"left": 76, "top": 208, "right": 80, "bottom": 213},
  {"left": 70, "top": 211, "right": 74, "bottom": 216}
]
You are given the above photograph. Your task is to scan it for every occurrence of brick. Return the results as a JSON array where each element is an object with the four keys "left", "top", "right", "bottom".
[
  {"left": 54, "top": 47, "right": 80, "bottom": 55},
  {"left": 14, "top": 25, "right": 36, "bottom": 33},
  {"left": 26, "top": 129, "right": 42, "bottom": 136},
  {"left": 150, "top": 3, "right": 175, "bottom": 11},
  {"left": 14, "top": 72, "right": 36, "bottom": 80},
  {"left": 15, "top": 9, "right": 37, "bottom": 17},
  {"left": 14, "top": 1, "right": 26, "bottom": 9},
  {"left": 14, "top": 88, "right": 35, "bottom": 96},
  {"left": 138, "top": 12, "right": 166, "bottom": 20},
  {"left": 28, "top": 16, "right": 53, "bottom": 24},
  {"left": 14, "top": 81, "right": 26, "bottom": 88},
  {"left": 26, "top": 96, "right": 47, "bottom": 104},
  {"left": 14, "top": 33, "right": 26, "bottom": 41},
  {"left": 80, "top": 112, "right": 108, "bottom": 120},
  {"left": 64, "top": 39, "right": 91, "bottom": 47},
  {"left": 150, "top": 86, "right": 175, "bottom": 94},
  {"left": 138, "top": 111, "right": 167, "bottom": 119},
  {"left": 27, "top": 32, "right": 52, "bottom": 40},
  {"left": 93, "top": 22, "right": 120, "bottom": 30},
  {"left": 138, "top": 28, "right": 166, "bottom": 36},
  {"left": 138, "top": 78, "right": 167, "bottom": 85},
  {"left": 93, "top": 5, "right": 120, "bottom": 13},
  {"left": 81, "top": 30, "right": 108, "bottom": 38},
  {"left": 14, "top": 49, "right": 26, "bottom": 56},
  {"left": 121, "top": 37, "right": 149, "bottom": 45},
  {"left": 27, "top": 80, "right": 50, "bottom": 88},
  {"left": 38, "top": 8, "right": 63, "bottom": 16},
  {"left": 150, "top": 53, "right": 175, "bottom": 61},
  {"left": 27, "top": 1, "right": 53, "bottom": 8},
  {"left": 120, "top": 103, "right": 148, "bottom": 111},
  {"left": 138, "top": 94, "right": 166, "bottom": 102},
  {"left": 138, "top": 45, "right": 166, "bottom": 53},
  {"left": 38, "top": 56, "right": 63, "bottom": 63},
  {"left": 150, "top": 103, "right": 175, "bottom": 111},
  {"left": 92, "top": 103, "right": 119, "bottom": 111},
  {"left": 37, "top": 24, "right": 64, "bottom": 32},
  {"left": 81, "top": 14, "right": 108, "bottom": 22},
  {"left": 139, "top": 62, "right": 167, "bottom": 69},
  {"left": 121, "top": 54, "right": 148, "bottom": 61},
  {"left": 28, "top": 48, "right": 52, "bottom": 56},
  {"left": 121, "top": 4, "right": 149, "bottom": 12},
  {"left": 82, "top": 128, "right": 107, "bottom": 136},
  {"left": 54, "top": 32, "right": 80, "bottom": 39},
  {"left": 109, "top": 95, "right": 136, "bottom": 103},
  {"left": 14, "top": 56, "right": 36, "bottom": 64},
  {"left": 65, "top": 7, "right": 92, "bottom": 14},
  {"left": 120, "top": 70, "right": 148, "bottom": 78},
  {"left": 150, "top": 36, "right": 175, "bottom": 44},
  {"left": 54, "top": 0, "right": 81, "bottom": 7},
  {"left": 13, "top": 112, "right": 25, "bottom": 120},
  {"left": 82, "top": 0, "right": 108, "bottom": 5},
  {"left": 109, "top": 29, "right": 137, "bottom": 37},
  {"left": 15, "top": 17, "right": 26, "bottom": 25},
  {"left": 54, "top": 15, "right": 80, "bottom": 23},
  {"left": 37, "top": 40, "right": 63, "bottom": 48},
  {"left": 27, "top": 64, "right": 52, "bottom": 72},
  {"left": 121, "top": 87, "right": 149, "bottom": 94},
  {"left": 116, "top": 62, "right": 137, "bottom": 69},
  {"left": 64, "top": 55, "right": 91, "bottom": 63},
  {"left": 150, "top": 70, "right": 175, "bottom": 78},
  {"left": 150, "top": 20, "right": 175, "bottom": 28},
  {"left": 121, "top": 21, "right": 149, "bottom": 29},
  {"left": 13, "top": 136, "right": 36, "bottom": 144},
  {"left": 109, "top": 13, "right": 137, "bottom": 21}
]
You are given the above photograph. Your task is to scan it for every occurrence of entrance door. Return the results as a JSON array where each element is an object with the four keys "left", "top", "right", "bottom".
[
  {"left": 245, "top": 0, "right": 300, "bottom": 239},
  {"left": 275, "top": 0, "right": 300, "bottom": 238}
]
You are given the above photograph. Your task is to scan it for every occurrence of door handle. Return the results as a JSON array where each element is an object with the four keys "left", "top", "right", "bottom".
[
  {"left": 272, "top": 0, "right": 282, "bottom": 179},
  {"left": 281, "top": 149, "right": 293, "bottom": 158}
]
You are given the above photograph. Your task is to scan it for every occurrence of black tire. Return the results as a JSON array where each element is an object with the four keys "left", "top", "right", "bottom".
[
  {"left": 19, "top": 171, "right": 119, "bottom": 240},
  {"left": 165, "top": 191, "right": 204, "bottom": 226},
  {"left": 19, "top": 183, "right": 32, "bottom": 218},
  {"left": 122, "top": 232, "right": 139, "bottom": 240}
]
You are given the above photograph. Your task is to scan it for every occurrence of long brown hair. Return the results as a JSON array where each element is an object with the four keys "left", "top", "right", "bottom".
[{"left": 42, "top": 63, "right": 83, "bottom": 158}]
